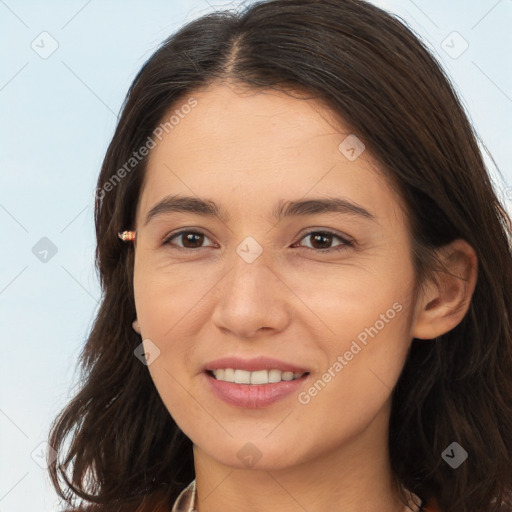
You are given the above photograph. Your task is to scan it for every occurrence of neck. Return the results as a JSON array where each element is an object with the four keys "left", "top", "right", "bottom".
[{"left": 192, "top": 400, "right": 412, "bottom": 512}]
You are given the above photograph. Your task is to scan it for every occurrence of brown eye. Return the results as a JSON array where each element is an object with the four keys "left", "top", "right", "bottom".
[
  {"left": 163, "top": 230, "right": 215, "bottom": 250},
  {"left": 294, "top": 230, "right": 354, "bottom": 252}
]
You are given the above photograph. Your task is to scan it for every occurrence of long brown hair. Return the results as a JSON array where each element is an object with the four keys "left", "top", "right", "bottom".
[{"left": 47, "top": 1, "right": 512, "bottom": 511}]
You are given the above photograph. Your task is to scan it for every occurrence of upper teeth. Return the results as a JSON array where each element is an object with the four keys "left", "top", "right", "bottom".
[{"left": 212, "top": 368, "right": 306, "bottom": 384}]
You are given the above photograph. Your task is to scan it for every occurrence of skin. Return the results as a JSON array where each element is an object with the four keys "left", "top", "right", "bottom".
[{"left": 131, "top": 81, "right": 478, "bottom": 512}]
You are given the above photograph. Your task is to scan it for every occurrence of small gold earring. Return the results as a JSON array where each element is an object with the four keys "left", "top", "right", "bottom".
[{"left": 118, "top": 231, "right": 136, "bottom": 242}]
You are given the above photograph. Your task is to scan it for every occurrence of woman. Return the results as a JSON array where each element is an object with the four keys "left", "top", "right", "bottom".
[{"left": 47, "top": 0, "right": 512, "bottom": 511}]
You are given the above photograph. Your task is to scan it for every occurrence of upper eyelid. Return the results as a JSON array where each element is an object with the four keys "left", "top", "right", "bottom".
[{"left": 163, "top": 229, "right": 217, "bottom": 246}]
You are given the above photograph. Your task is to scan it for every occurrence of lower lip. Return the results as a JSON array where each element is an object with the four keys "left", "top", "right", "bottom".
[{"left": 204, "top": 371, "right": 309, "bottom": 408}]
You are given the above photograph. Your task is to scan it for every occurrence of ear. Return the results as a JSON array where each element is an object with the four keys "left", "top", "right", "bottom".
[
  {"left": 132, "top": 319, "right": 141, "bottom": 334},
  {"left": 411, "top": 239, "right": 478, "bottom": 340}
]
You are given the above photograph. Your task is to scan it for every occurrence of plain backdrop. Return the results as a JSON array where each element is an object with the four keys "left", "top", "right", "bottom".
[{"left": 1, "top": 0, "right": 511, "bottom": 510}]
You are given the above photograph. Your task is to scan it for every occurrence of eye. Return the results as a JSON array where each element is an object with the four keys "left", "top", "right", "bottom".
[
  {"left": 293, "top": 230, "right": 354, "bottom": 252},
  {"left": 163, "top": 230, "right": 217, "bottom": 251}
]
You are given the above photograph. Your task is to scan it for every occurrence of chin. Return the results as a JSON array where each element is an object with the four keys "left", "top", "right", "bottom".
[{"left": 193, "top": 434, "right": 311, "bottom": 471}]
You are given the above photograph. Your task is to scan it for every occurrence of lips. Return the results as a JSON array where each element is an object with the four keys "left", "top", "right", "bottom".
[
  {"left": 204, "top": 370, "right": 310, "bottom": 408},
  {"left": 202, "top": 356, "right": 311, "bottom": 407}
]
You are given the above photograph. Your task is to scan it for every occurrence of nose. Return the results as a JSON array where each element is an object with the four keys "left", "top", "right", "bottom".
[{"left": 210, "top": 249, "right": 291, "bottom": 339}]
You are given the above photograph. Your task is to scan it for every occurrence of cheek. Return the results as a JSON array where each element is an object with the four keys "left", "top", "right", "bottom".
[
  {"left": 132, "top": 267, "right": 202, "bottom": 430},
  {"left": 296, "top": 300, "right": 413, "bottom": 450},
  {"left": 132, "top": 262, "right": 216, "bottom": 412},
  {"left": 293, "top": 256, "right": 416, "bottom": 411},
  {"left": 133, "top": 258, "right": 213, "bottom": 341},
  {"left": 282, "top": 252, "right": 414, "bottom": 350}
]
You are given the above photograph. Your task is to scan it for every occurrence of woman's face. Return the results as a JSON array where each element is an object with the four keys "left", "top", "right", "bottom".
[{"left": 133, "top": 82, "right": 419, "bottom": 470}]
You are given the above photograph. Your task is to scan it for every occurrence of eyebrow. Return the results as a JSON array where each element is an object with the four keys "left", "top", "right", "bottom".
[{"left": 144, "top": 194, "right": 375, "bottom": 226}]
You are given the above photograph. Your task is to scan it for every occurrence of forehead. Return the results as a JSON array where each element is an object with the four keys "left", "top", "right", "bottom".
[
  {"left": 151, "top": 82, "right": 351, "bottom": 157},
  {"left": 136, "top": 82, "right": 407, "bottom": 228}
]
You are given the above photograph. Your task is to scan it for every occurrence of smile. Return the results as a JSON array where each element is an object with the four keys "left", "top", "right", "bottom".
[{"left": 204, "top": 370, "right": 310, "bottom": 408}]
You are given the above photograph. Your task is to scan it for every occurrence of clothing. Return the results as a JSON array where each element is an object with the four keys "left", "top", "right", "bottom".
[
  {"left": 170, "top": 479, "right": 440, "bottom": 512},
  {"left": 171, "top": 480, "right": 196, "bottom": 512}
]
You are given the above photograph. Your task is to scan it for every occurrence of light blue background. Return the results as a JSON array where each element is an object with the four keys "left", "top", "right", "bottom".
[{"left": 1, "top": 1, "right": 511, "bottom": 510}]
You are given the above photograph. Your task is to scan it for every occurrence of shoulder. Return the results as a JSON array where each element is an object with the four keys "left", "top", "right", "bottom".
[{"left": 423, "top": 493, "right": 512, "bottom": 512}]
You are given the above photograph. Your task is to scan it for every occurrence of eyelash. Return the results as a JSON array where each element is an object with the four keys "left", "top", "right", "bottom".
[{"left": 162, "top": 229, "right": 354, "bottom": 253}]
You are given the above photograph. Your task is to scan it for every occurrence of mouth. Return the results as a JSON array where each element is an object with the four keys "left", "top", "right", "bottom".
[
  {"left": 203, "top": 368, "right": 311, "bottom": 408},
  {"left": 206, "top": 368, "right": 310, "bottom": 384}
]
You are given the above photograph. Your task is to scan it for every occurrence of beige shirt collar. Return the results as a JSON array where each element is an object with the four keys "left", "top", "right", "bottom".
[
  {"left": 171, "top": 479, "right": 196, "bottom": 512},
  {"left": 170, "top": 479, "right": 424, "bottom": 512}
]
